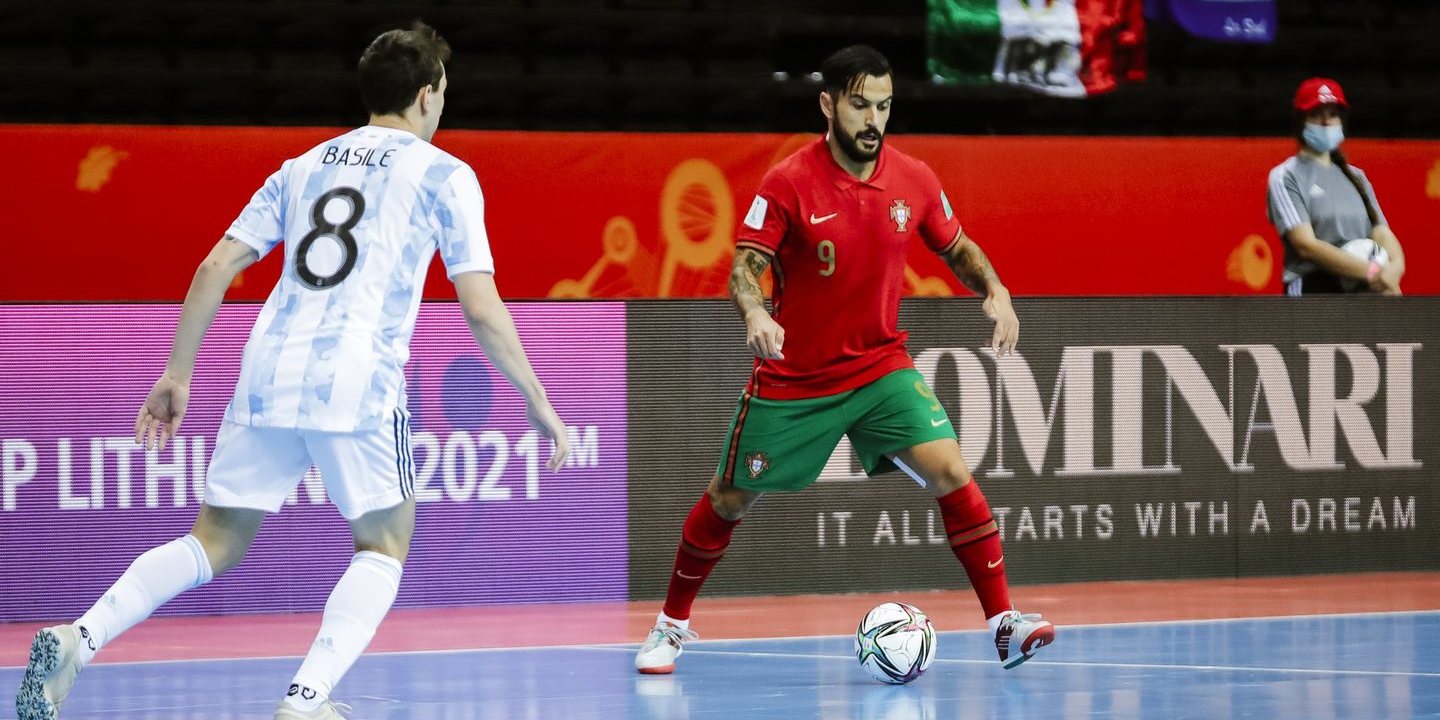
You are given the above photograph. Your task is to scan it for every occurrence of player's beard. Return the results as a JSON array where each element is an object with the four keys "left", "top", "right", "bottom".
[{"left": 834, "top": 122, "right": 884, "bottom": 163}]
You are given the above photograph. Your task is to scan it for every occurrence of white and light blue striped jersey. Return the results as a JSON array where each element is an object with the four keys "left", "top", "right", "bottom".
[{"left": 223, "top": 125, "right": 493, "bottom": 432}]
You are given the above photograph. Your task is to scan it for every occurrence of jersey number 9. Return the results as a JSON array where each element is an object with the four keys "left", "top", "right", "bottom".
[
  {"left": 818, "top": 240, "right": 836, "bottom": 277},
  {"left": 296, "top": 187, "right": 364, "bottom": 289}
]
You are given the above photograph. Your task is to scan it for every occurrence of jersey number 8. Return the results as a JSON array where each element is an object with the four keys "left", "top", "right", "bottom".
[{"left": 296, "top": 187, "right": 364, "bottom": 289}]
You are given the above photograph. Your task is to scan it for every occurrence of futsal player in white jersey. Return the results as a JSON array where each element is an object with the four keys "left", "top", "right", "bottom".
[{"left": 16, "top": 22, "right": 569, "bottom": 720}]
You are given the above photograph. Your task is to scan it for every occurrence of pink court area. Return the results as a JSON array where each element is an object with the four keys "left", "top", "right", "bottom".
[{"left": 4, "top": 572, "right": 1438, "bottom": 667}]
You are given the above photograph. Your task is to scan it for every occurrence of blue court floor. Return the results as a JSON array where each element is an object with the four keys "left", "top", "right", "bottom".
[{"left": 4, "top": 611, "right": 1438, "bottom": 719}]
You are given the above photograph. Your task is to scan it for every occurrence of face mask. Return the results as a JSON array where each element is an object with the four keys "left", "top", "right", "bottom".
[{"left": 1303, "top": 122, "right": 1344, "bottom": 153}]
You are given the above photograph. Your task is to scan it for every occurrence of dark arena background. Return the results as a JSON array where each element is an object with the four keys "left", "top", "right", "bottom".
[{"left": 1, "top": 2, "right": 1438, "bottom": 718}]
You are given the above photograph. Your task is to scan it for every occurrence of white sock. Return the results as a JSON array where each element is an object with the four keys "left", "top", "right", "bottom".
[
  {"left": 658, "top": 611, "right": 689, "bottom": 630},
  {"left": 286, "top": 551, "right": 403, "bottom": 708},
  {"left": 987, "top": 610, "right": 1015, "bottom": 637},
  {"left": 73, "top": 535, "right": 213, "bottom": 665}
]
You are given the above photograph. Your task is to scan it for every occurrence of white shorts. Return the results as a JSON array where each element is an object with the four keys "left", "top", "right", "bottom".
[{"left": 204, "top": 409, "right": 414, "bottom": 520}]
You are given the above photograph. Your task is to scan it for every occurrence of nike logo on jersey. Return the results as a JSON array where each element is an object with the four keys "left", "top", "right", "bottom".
[
  {"left": 810, "top": 212, "right": 838, "bottom": 225},
  {"left": 931, "top": 418, "right": 948, "bottom": 427},
  {"left": 676, "top": 571, "right": 702, "bottom": 580},
  {"left": 988, "top": 556, "right": 1004, "bottom": 568}
]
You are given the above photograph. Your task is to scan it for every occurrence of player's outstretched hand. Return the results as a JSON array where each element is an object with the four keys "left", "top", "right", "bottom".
[
  {"left": 135, "top": 372, "right": 190, "bottom": 451},
  {"left": 983, "top": 289, "right": 1019, "bottom": 356},
  {"left": 744, "top": 309, "right": 786, "bottom": 360},
  {"left": 527, "top": 401, "right": 571, "bottom": 471}
]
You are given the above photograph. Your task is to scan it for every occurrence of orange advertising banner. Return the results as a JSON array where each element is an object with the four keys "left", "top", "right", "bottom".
[{"left": 2, "top": 125, "right": 1436, "bottom": 300}]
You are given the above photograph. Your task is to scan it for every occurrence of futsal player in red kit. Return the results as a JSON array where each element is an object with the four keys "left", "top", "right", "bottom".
[{"left": 635, "top": 45, "right": 1055, "bottom": 674}]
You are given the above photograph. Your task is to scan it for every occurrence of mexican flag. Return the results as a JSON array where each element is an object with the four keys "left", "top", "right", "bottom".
[{"left": 927, "top": 0, "right": 1146, "bottom": 98}]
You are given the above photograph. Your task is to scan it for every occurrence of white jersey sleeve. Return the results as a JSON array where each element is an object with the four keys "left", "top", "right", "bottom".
[
  {"left": 433, "top": 164, "right": 495, "bottom": 277},
  {"left": 225, "top": 163, "right": 290, "bottom": 258}
]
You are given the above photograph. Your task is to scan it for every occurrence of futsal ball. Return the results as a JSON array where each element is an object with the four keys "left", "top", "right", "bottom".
[
  {"left": 1339, "top": 237, "right": 1389, "bottom": 292},
  {"left": 855, "top": 602, "right": 937, "bottom": 684}
]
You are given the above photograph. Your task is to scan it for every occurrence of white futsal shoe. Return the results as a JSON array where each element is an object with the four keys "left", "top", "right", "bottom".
[
  {"left": 275, "top": 699, "right": 353, "bottom": 719},
  {"left": 276, "top": 685, "right": 352, "bottom": 719},
  {"left": 994, "top": 610, "right": 1056, "bottom": 669},
  {"left": 16, "top": 625, "right": 86, "bottom": 720},
  {"left": 635, "top": 621, "right": 699, "bottom": 674}
]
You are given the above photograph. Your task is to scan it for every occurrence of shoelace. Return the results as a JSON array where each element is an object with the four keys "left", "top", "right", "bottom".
[
  {"left": 1008, "top": 612, "right": 1044, "bottom": 626},
  {"left": 997, "top": 613, "right": 1045, "bottom": 652},
  {"left": 651, "top": 624, "right": 699, "bottom": 647},
  {"left": 999, "top": 613, "right": 1044, "bottom": 634}
]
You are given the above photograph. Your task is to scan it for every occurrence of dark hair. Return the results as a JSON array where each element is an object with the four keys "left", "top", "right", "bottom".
[
  {"left": 358, "top": 21, "right": 451, "bottom": 117},
  {"left": 820, "top": 45, "right": 892, "bottom": 99},
  {"left": 1293, "top": 111, "right": 1379, "bottom": 227}
]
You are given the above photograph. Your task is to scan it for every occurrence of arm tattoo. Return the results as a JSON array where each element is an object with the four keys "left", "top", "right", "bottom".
[
  {"left": 730, "top": 248, "right": 772, "bottom": 319},
  {"left": 945, "top": 236, "right": 1002, "bottom": 296}
]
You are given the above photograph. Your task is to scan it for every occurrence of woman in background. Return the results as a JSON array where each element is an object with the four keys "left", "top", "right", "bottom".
[{"left": 1266, "top": 77, "right": 1406, "bottom": 295}]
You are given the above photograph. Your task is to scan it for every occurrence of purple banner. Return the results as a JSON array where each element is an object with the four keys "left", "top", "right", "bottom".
[
  {"left": 1157, "top": 0, "right": 1275, "bottom": 43},
  {"left": 0, "top": 303, "right": 627, "bottom": 621}
]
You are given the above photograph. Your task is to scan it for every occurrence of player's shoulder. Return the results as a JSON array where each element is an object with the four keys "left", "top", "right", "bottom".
[
  {"left": 881, "top": 145, "right": 942, "bottom": 185},
  {"left": 881, "top": 143, "right": 926, "bottom": 168},
  {"left": 766, "top": 139, "right": 824, "bottom": 179},
  {"left": 1268, "top": 155, "right": 1302, "bottom": 185},
  {"left": 294, "top": 127, "right": 458, "bottom": 171},
  {"left": 424, "top": 142, "right": 467, "bottom": 171},
  {"left": 416, "top": 143, "right": 475, "bottom": 186},
  {"left": 284, "top": 128, "right": 360, "bottom": 177},
  {"left": 296, "top": 127, "right": 366, "bottom": 161},
  {"left": 752, "top": 140, "right": 819, "bottom": 204}
]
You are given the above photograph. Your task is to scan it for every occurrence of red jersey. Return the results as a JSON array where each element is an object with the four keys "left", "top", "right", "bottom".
[{"left": 736, "top": 139, "right": 962, "bottom": 399}]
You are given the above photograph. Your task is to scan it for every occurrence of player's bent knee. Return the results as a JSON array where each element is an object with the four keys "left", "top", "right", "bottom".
[
  {"left": 193, "top": 534, "right": 250, "bottom": 577},
  {"left": 706, "top": 484, "right": 758, "bottom": 522},
  {"left": 190, "top": 505, "right": 263, "bottom": 576},
  {"left": 348, "top": 499, "right": 415, "bottom": 562},
  {"left": 194, "top": 526, "right": 256, "bottom": 576},
  {"left": 352, "top": 525, "right": 413, "bottom": 563},
  {"left": 931, "top": 462, "right": 973, "bottom": 495},
  {"left": 354, "top": 541, "right": 409, "bottom": 565}
]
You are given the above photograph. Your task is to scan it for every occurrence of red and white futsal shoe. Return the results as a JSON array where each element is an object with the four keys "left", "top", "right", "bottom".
[{"left": 994, "top": 610, "right": 1056, "bottom": 669}]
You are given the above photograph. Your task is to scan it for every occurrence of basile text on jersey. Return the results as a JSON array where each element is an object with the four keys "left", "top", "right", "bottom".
[{"left": 321, "top": 145, "right": 396, "bottom": 168}]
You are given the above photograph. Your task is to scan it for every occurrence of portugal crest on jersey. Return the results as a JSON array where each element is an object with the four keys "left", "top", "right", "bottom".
[
  {"left": 890, "top": 199, "right": 912, "bottom": 232},
  {"left": 746, "top": 451, "right": 771, "bottom": 478}
]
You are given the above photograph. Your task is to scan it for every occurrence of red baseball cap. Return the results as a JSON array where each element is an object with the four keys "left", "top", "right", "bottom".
[{"left": 1294, "top": 77, "right": 1348, "bottom": 112}]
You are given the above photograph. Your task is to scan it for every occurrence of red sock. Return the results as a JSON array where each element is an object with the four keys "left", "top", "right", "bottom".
[
  {"left": 661, "top": 494, "right": 740, "bottom": 621},
  {"left": 937, "top": 482, "right": 1012, "bottom": 619}
]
